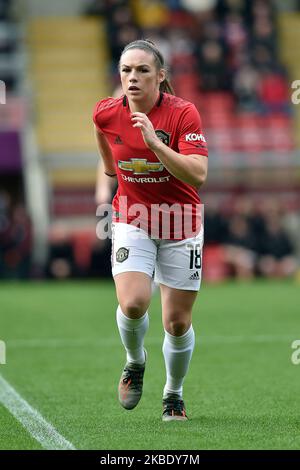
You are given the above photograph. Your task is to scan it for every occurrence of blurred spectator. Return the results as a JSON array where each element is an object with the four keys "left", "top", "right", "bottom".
[
  {"left": 257, "top": 67, "right": 290, "bottom": 114},
  {"left": 251, "top": 44, "right": 274, "bottom": 71},
  {"left": 223, "top": 12, "right": 248, "bottom": 65},
  {"left": 233, "top": 64, "right": 260, "bottom": 111},
  {"left": 107, "top": 3, "right": 139, "bottom": 73},
  {"left": 251, "top": 0, "right": 275, "bottom": 22},
  {"left": 201, "top": 18, "right": 223, "bottom": 42},
  {"left": 197, "top": 39, "right": 230, "bottom": 90},
  {"left": 168, "top": 28, "right": 195, "bottom": 66},
  {"left": 0, "top": 190, "right": 11, "bottom": 233},
  {"left": 0, "top": 190, "right": 11, "bottom": 278},
  {"left": 251, "top": 15, "right": 277, "bottom": 55},
  {"left": 144, "top": 28, "right": 172, "bottom": 66},
  {"left": 110, "top": 24, "right": 140, "bottom": 67},
  {"left": 0, "top": 0, "right": 12, "bottom": 21},
  {"left": 46, "top": 241, "right": 74, "bottom": 279},
  {"left": 90, "top": 239, "right": 112, "bottom": 277},
  {"left": 283, "top": 209, "right": 300, "bottom": 263},
  {"left": 204, "top": 196, "right": 228, "bottom": 244},
  {"left": 0, "top": 203, "right": 32, "bottom": 279},
  {"left": 258, "top": 214, "right": 298, "bottom": 278},
  {"left": 84, "top": 0, "right": 140, "bottom": 77},
  {"left": 224, "top": 214, "right": 257, "bottom": 279},
  {"left": 216, "top": 0, "right": 246, "bottom": 16}
]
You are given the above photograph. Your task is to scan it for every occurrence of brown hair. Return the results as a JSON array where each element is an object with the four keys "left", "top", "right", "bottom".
[{"left": 120, "top": 39, "right": 175, "bottom": 95}]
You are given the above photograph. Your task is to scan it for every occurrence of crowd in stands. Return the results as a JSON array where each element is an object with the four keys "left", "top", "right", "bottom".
[
  {"left": 3, "top": 187, "right": 297, "bottom": 282},
  {"left": 2, "top": 187, "right": 299, "bottom": 281},
  {"left": 84, "top": 0, "right": 291, "bottom": 119},
  {"left": 203, "top": 194, "right": 299, "bottom": 281},
  {"left": 36, "top": 193, "right": 300, "bottom": 282},
  {"left": 0, "top": 0, "right": 299, "bottom": 280},
  {"left": 79, "top": 0, "right": 299, "bottom": 281},
  {"left": 83, "top": 0, "right": 296, "bottom": 155}
]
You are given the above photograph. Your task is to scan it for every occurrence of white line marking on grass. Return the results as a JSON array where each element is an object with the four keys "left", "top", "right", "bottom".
[
  {"left": 6, "top": 334, "right": 296, "bottom": 349},
  {"left": 0, "top": 375, "right": 76, "bottom": 450}
]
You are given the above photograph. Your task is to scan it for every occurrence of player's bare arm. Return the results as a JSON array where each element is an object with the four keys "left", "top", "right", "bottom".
[
  {"left": 94, "top": 124, "right": 117, "bottom": 176},
  {"left": 131, "top": 112, "right": 208, "bottom": 189},
  {"left": 95, "top": 160, "right": 117, "bottom": 205}
]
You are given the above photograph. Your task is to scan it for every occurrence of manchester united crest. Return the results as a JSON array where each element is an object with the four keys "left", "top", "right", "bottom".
[
  {"left": 116, "top": 247, "right": 129, "bottom": 263},
  {"left": 155, "top": 129, "right": 171, "bottom": 146}
]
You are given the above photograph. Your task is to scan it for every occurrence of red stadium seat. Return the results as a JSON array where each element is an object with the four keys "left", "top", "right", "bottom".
[
  {"left": 236, "top": 113, "right": 258, "bottom": 128},
  {"left": 240, "top": 127, "right": 263, "bottom": 152},
  {"left": 203, "top": 245, "right": 228, "bottom": 283},
  {"left": 266, "top": 114, "right": 291, "bottom": 127},
  {"left": 72, "top": 230, "right": 95, "bottom": 270},
  {"left": 202, "top": 92, "right": 235, "bottom": 112}
]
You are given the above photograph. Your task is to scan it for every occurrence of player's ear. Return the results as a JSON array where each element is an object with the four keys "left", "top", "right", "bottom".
[{"left": 158, "top": 68, "right": 166, "bottom": 84}]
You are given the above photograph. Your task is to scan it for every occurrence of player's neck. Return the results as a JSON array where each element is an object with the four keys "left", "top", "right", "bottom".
[{"left": 128, "top": 92, "right": 160, "bottom": 114}]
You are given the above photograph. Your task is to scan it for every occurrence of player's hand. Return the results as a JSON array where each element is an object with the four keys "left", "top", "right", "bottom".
[{"left": 131, "top": 112, "right": 161, "bottom": 150}]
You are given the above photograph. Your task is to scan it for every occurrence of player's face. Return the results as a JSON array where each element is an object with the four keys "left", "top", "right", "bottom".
[{"left": 120, "top": 49, "right": 165, "bottom": 102}]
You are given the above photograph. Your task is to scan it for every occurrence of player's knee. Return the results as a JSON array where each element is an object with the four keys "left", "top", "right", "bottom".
[
  {"left": 165, "top": 318, "right": 190, "bottom": 336},
  {"left": 120, "top": 297, "right": 149, "bottom": 319}
]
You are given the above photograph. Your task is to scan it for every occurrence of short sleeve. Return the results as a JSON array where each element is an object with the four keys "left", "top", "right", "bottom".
[
  {"left": 93, "top": 101, "right": 103, "bottom": 132},
  {"left": 178, "top": 104, "right": 208, "bottom": 157}
]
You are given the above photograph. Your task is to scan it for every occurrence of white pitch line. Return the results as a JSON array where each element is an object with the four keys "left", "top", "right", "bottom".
[{"left": 0, "top": 375, "right": 76, "bottom": 450}]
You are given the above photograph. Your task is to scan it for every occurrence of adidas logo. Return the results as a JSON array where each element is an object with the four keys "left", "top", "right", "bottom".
[
  {"left": 189, "top": 271, "right": 200, "bottom": 280},
  {"left": 114, "top": 135, "right": 123, "bottom": 144}
]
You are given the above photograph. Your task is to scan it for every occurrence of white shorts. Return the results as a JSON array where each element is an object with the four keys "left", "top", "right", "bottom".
[{"left": 111, "top": 222, "right": 204, "bottom": 291}]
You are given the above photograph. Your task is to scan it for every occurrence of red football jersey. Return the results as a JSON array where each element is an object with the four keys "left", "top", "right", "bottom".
[{"left": 93, "top": 92, "right": 208, "bottom": 239}]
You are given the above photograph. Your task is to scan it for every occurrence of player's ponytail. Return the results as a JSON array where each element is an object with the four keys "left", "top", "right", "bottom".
[
  {"left": 159, "top": 76, "right": 175, "bottom": 95},
  {"left": 120, "top": 39, "right": 175, "bottom": 96}
]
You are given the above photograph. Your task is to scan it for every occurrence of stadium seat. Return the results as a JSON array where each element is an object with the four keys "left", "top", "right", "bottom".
[
  {"left": 28, "top": 17, "right": 110, "bottom": 152},
  {"left": 72, "top": 229, "right": 96, "bottom": 271},
  {"left": 202, "top": 245, "right": 228, "bottom": 283},
  {"left": 202, "top": 92, "right": 235, "bottom": 111}
]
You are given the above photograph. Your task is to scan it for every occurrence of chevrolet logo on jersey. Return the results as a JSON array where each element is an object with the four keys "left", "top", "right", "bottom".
[{"left": 118, "top": 159, "right": 164, "bottom": 175}]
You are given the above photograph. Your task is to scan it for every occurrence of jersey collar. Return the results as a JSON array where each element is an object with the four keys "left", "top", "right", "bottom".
[{"left": 122, "top": 92, "right": 164, "bottom": 112}]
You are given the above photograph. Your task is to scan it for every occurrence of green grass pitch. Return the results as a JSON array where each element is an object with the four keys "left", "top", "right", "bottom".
[{"left": 0, "top": 279, "right": 299, "bottom": 450}]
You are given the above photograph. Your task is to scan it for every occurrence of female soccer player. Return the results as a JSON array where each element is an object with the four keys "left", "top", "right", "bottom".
[{"left": 93, "top": 39, "right": 208, "bottom": 421}]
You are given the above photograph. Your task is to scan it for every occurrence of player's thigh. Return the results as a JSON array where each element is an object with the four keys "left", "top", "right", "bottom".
[
  {"left": 112, "top": 222, "right": 156, "bottom": 317},
  {"left": 114, "top": 271, "right": 152, "bottom": 318},
  {"left": 111, "top": 222, "right": 156, "bottom": 276},
  {"left": 160, "top": 284, "right": 198, "bottom": 336},
  {"left": 155, "top": 226, "right": 204, "bottom": 292}
]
